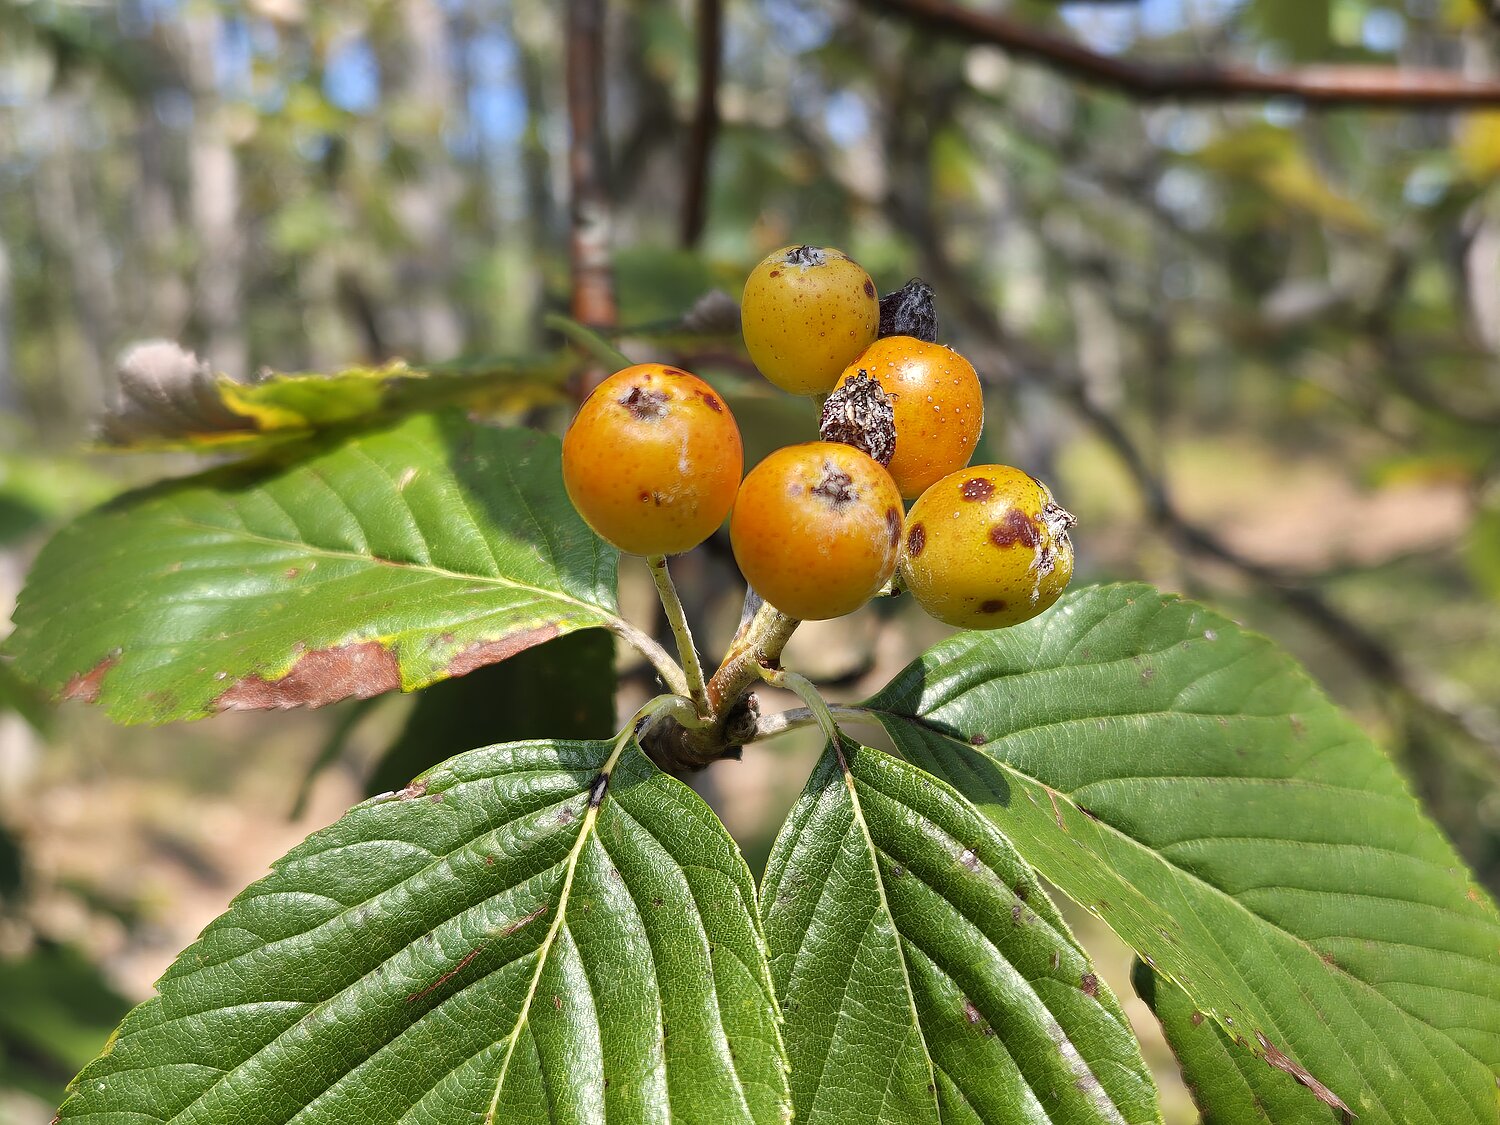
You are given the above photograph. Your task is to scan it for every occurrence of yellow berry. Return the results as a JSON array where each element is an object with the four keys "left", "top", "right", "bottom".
[
  {"left": 730, "top": 442, "right": 903, "bottom": 620},
  {"left": 741, "top": 245, "right": 879, "bottom": 395},
  {"left": 835, "top": 337, "right": 983, "bottom": 499},
  {"left": 562, "top": 364, "right": 742, "bottom": 555},
  {"left": 899, "top": 465, "right": 1075, "bottom": 629}
]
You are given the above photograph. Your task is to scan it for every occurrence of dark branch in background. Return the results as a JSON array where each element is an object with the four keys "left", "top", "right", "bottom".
[
  {"left": 869, "top": 52, "right": 1500, "bottom": 761},
  {"left": 681, "top": 0, "right": 723, "bottom": 248},
  {"left": 859, "top": 0, "right": 1500, "bottom": 107},
  {"left": 566, "top": 0, "right": 617, "bottom": 337}
]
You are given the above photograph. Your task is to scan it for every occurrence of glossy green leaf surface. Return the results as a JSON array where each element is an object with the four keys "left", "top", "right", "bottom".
[
  {"left": 865, "top": 583, "right": 1500, "bottom": 1124},
  {"left": 3, "top": 412, "right": 623, "bottom": 724},
  {"left": 761, "top": 738, "right": 1159, "bottom": 1125},
  {"left": 1131, "top": 961, "right": 1334, "bottom": 1124},
  {"left": 58, "top": 738, "right": 791, "bottom": 1124}
]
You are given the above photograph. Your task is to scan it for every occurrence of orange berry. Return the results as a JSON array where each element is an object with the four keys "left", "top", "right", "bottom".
[
  {"left": 741, "top": 245, "right": 879, "bottom": 395},
  {"left": 835, "top": 336, "right": 984, "bottom": 499},
  {"left": 899, "top": 465, "right": 1075, "bottom": 629},
  {"left": 730, "top": 442, "right": 903, "bottom": 621},
  {"left": 562, "top": 364, "right": 742, "bottom": 556}
]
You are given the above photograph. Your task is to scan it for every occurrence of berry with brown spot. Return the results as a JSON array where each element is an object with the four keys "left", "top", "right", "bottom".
[
  {"left": 899, "top": 465, "right": 1076, "bottom": 629},
  {"left": 562, "top": 364, "right": 742, "bottom": 555},
  {"left": 833, "top": 336, "right": 984, "bottom": 499},
  {"left": 741, "top": 245, "right": 880, "bottom": 395},
  {"left": 730, "top": 441, "right": 903, "bottom": 620}
]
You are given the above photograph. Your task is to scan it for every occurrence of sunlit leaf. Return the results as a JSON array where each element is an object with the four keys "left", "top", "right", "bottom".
[
  {"left": 865, "top": 583, "right": 1500, "bottom": 1125},
  {"left": 4, "top": 412, "right": 625, "bottom": 724}
]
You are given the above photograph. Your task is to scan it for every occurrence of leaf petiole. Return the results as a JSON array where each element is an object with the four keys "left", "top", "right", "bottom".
[{"left": 545, "top": 312, "right": 631, "bottom": 371}]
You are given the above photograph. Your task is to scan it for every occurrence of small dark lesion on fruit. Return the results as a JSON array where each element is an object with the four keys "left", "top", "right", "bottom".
[
  {"left": 884, "top": 506, "right": 902, "bottom": 547},
  {"left": 906, "top": 522, "right": 926, "bottom": 557},
  {"left": 979, "top": 599, "right": 1007, "bottom": 614},
  {"left": 700, "top": 391, "right": 723, "bottom": 413},
  {"left": 960, "top": 478, "right": 994, "bottom": 502},
  {"left": 619, "top": 386, "right": 669, "bottom": 421},
  {"left": 989, "top": 509, "right": 1040, "bottom": 550},
  {"left": 811, "top": 465, "right": 856, "bottom": 508}
]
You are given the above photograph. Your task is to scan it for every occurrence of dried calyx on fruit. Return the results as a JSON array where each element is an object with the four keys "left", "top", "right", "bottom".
[
  {"left": 878, "top": 278, "right": 938, "bottom": 343},
  {"left": 819, "top": 370, "right": 896, "bottom": 466}
]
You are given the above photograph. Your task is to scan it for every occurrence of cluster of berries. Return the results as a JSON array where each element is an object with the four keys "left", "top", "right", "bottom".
[{"left": 561, "top": 243, "right": 1076, "bottom": 629}]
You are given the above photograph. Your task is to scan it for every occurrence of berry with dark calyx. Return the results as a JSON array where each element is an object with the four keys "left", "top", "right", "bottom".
[
  {"left": 741, "top": 244, "right": 880, "bottom": 395},
  {"left": 730, "top": 441, "right": 903, "bottom": 621},
  {"left": 878, "top": 278, "right": 938, "bottom": 343},
  {"left": 819, "top": 369, "right": 896, "bottom": 466},
  {"left": 899, "top": 465, "right": 1076, "bottom": 629},
  {"left": 833, "top": 336, "right": 983, "bottom": 499},
  {"left": 562, "top": 363, "right": 742, "bottom": 556}
]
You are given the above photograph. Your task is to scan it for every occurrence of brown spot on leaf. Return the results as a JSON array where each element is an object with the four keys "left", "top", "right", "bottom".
[
  {"left": 1256, "top": 1032, "right": 1352, "bottom": 1113},
  {"left": 398, "top": 780, "right": 428, "bottom": 800},
  {"left": 960, "top": 477, "right": 994, "bottom": 502},
  {"left": 1080, "top": 972, "right": 1099, "bottom": 998},
  {"left": 62, "top": 655, "right": 119, "bottom": 703},
  {"left": 500, "top": 903, "right": 548, "bottom": 938},
  {"left": 217, "top": 642, "right": 401, "bottom": 711},
  {"left": 969, "top": 732, "right": 987, "bottom": 745},
  {"left": 445, "top": 626, "right": 560, "bottom": 678},
  {"left": 962, "top": 998, "right": 982, "bottom": 1025},
  {"left": 959, "top": 849, "right": 980, "bottom": 871},
  {"left": 1190, "top": 1010, "right": 1204, "bottom": 1027},
  {"left": 906, "top": 522, "right": 926, "bottom": 557},
  {"left": 989, "top": 509, "right": 1040, "bottom": 550},
  {"left": 404, "top": 947, "right": 482, "bottom": 1003},
  {"left": 979, "top": 599, "right": 1007, "bottom": 614},
  {"left": 285, "top": 567, "right": 300, "bottom": 579}
]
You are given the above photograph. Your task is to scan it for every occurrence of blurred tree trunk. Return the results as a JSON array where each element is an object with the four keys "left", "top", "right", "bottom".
[
  {"left": 32, "top": 99, "right": 118, "bottom": 414},
  {"left": 182, "top": 11, "right": 248, "bottom": 378},
  {"left": 393, "top": 0, "right": 466, "bottom": 360},
  {"left": 133, "top": 111, "right": 191, "bottom": 338}
]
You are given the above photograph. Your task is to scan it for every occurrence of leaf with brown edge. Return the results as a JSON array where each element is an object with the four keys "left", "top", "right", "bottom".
[
  {"left": 1132, "top": 959, "right": 1342, "bottom": 1123},
  {"left": 3, "top": 412, "right": 624, "bottom": 725}
]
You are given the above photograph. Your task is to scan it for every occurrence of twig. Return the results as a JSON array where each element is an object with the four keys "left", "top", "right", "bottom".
[
  {"left": 647, "top": 555, "right": 711, "bottom": 717},
  {"left": 681, "top": 0, "right": 722, "bottom": 247},
  {"left": 566, "top": 0, "right": 617, "bottom": 330},
  {"left": 545, "top": 312, "right": 631, "bottom": 370},
  {"left": 859, "top": 0, "right": 1500, "bottom": 107}
]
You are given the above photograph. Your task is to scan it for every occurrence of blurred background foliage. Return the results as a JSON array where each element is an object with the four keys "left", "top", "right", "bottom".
[{"left": 3, "top": 0, "right": 1500, "bottom": 1119}]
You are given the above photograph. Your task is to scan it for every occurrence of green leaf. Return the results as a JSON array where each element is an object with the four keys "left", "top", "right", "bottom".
[
  {"left": 97, "top": 342, "right": 571, "bottom": 452},
  {"left": 864, "top": 583, "right": 1500, "bottom": 1125},
  {"left": 58, "top": 738, "right": 791, "bottom": 1124},
  {"left": 1131, "top": 960, "right": 1335, "bottom": 1124},
  {"left": 0, "top": 658, "right": 52, "bottom": 735},
  {"left": 761, "top": 737, "right": 1160, "bottom": 1125},
  {"left": 366, "top": 629, "right": 617, "bottom": 797},
  {"left": 3, "top": 412, "right": 626, "bottom": 725},
  {"left": 0, "top": 944, "right": 132, "bottom": 1103}
]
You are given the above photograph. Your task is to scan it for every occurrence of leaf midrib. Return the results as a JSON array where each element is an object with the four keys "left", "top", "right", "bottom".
[
  {"left": 868, "top": 708, "right": 1493, "bottom": 1116},
  {"left": 153, "top": 515, "right": 619, "bottom": 626}
]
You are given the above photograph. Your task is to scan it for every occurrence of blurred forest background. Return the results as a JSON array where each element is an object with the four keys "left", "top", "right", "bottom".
[{"left": 4, "top": 0, "right": 1500, "bottom": 1120}]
